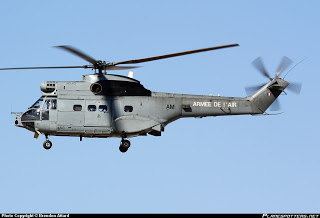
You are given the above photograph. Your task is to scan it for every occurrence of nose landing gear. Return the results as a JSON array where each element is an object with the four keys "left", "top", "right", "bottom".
[
  {"left": 43, "top": 135, "right": 52, "bottom": 150},
  {"left": 43, "top": 140, "right": 52, "bottom": 149}
]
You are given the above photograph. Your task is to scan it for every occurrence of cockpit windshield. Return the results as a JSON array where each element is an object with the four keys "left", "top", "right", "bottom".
[
  {"left": 22, "top": 97, "right": 57, "bottom": 122},
  {"left": 29, "top": 97, "right": 44, "bottom": 109}
]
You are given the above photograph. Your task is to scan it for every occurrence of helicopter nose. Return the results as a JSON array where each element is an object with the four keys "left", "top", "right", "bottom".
[{"left": 14, "top": 115, "right": 23, "bottom": 127}]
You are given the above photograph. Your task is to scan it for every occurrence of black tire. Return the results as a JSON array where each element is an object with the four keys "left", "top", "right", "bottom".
[
  {"left": 119, "top": 140, "right": 130, "bottom": 153},
  {"left": 43, "top": 140, "right": 52, "bottom": 150},
  {"left": 119, "top": 145, "right": 128, "bottom": 153}
]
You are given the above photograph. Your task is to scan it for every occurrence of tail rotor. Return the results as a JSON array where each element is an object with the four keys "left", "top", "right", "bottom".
[
  {"left": 246, "top": 56, "right": 302, "bottom": 111},
  {"left": 251, "top": 57, "right": 273, "bottom": 81},
  {"left": 276, "top": 56, "right": 293, "bottom": 78}
]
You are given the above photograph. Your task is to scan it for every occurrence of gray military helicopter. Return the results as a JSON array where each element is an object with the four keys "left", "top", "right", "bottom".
[{"left": 1, "top": 44, "right": 301, "bottom": 152}]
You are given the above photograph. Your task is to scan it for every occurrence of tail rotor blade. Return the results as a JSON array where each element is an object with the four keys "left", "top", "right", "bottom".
[
  {"left": 270, "top": 98, "right": 281, "bottom": 111},
  {"left": 252, "top": 57, "right": 272, "bottom": 80},
  {"left": 276, "top": 56, "right": 293, "bottom": 78},
  {"left": 287, "top": 82, "right": 302, "bottom": 95},
  {"left": 245, "top": 83, "right": 265, "bottom": 96}
]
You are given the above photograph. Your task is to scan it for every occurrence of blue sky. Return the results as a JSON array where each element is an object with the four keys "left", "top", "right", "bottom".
[{"left": 0, "top": 0, "right": 319, "bottom": 214}]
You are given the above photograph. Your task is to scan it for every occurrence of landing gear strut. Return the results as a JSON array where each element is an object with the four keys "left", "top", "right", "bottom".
[
  {"left": 119, "top": 139, "right": 131, "bottom": 153},
  {"left": 43, "top": 135, "right": 52, "bottom": 150}
]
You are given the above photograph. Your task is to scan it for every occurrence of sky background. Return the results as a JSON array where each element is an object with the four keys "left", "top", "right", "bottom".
[{"left": 0, "top": 0, "right": 319, "bottom": 214}]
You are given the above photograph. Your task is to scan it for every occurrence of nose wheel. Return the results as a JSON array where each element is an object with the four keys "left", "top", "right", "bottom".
[
  {"left": 119, "top": 139, "right": 131, "bottom": 153},
  {"left": 43, "top": 140, "right": 52, "bottom": 150},
  {"left": 43, "top": 135, "right": 52, "bottom": 150}
]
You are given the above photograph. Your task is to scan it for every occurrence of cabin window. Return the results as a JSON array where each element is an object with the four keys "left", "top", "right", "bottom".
[
  {"left": 73, "top": 105, "right": 82, "bottom": 111},
  {"left": 41, "top": 100, "right": 50, "bottom": 120},
  {"left": 88, "top": 105, "right": 96, "bottom": 112},
  {"left": 124, "top": 105, "right": 133, "bottom": 112},
  {"left": 99, "top": 105, "right": 108, "bottom": 112}
]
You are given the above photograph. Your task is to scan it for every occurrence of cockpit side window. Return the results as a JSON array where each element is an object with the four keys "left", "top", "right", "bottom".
[
  {"left": 42, "top": 99, "right": 57, "bottom": 110},
  {"left": 41, "top": 99, "right": 50, "bottom": 120},
  {"left": 43, "top": 100, "right": 51, "bottom": 110}
]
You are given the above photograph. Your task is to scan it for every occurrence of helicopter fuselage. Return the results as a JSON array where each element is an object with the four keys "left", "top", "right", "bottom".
[{"left": 15, "top": 73, "right": 288, "bottom": 140}]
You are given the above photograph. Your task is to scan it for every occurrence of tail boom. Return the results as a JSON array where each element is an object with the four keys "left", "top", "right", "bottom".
[{"left": 178, "top": 78, "right": 289, "bottom": 118}]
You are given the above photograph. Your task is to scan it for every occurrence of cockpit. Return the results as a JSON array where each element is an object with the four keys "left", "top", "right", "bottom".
[{"left": 21, "top": 97, "right": 57, "bottom": 121}]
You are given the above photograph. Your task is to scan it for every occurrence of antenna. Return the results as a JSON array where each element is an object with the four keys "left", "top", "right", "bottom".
[
  {"left": 10, "top": 104, "right": 13, "bottom": 121},
  {"left": 283, "top": 57, "right": 306, "bottom": 79}
]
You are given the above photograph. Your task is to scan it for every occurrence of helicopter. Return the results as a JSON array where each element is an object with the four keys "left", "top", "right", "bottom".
[{"left": 1, "top": 44, "right": 301, "bottom": 152}]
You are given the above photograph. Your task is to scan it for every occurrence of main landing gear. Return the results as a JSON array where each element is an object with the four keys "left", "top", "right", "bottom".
[
  {"left": 119, "top": 138, "right": 131, "bottom": 153},
  {"left": 43, "top": 135, "right": 52, "bottom": 150}
]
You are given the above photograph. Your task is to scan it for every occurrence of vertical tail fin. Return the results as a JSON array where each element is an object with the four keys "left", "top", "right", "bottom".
[{"left": 249, "top": 78, "right": 289, "bottom": 113}]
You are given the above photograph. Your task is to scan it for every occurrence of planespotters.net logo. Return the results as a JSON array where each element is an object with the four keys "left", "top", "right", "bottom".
[{"left": 262, "top": 215, "right": 319, "bottom": 218}]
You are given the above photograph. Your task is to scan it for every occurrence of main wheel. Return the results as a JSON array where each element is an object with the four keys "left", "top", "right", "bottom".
[
  {"left": 43, "top": 140, "right": 52, "bottom": 150},
  {"left": 119, "top": 140, "right": 131, "bottom": 153}
]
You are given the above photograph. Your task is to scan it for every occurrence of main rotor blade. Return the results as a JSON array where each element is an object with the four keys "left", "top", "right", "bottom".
[
  {"left": 287, "top": 82, "right": 302, "bottom": 95},
  {"left": 55, "top": 45, "right": 97, "bottom": 65},
  {"left": 0, "top": 65, "right": 93, "bottom": 70},
  {"left": 252, "top": 57, "right": 272, "bottom": 80},
  {"left": 112, "top": 44, "right": 239, "bottom": 65},
  {"left": 276, "top": 56, "right": 293, "bottom": 78},
  {"left": 0, "top": 65, "right": 141, "bottom": 71},
  {"left": 105, "top": 66, "right": 141, "bottom": 70}
]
